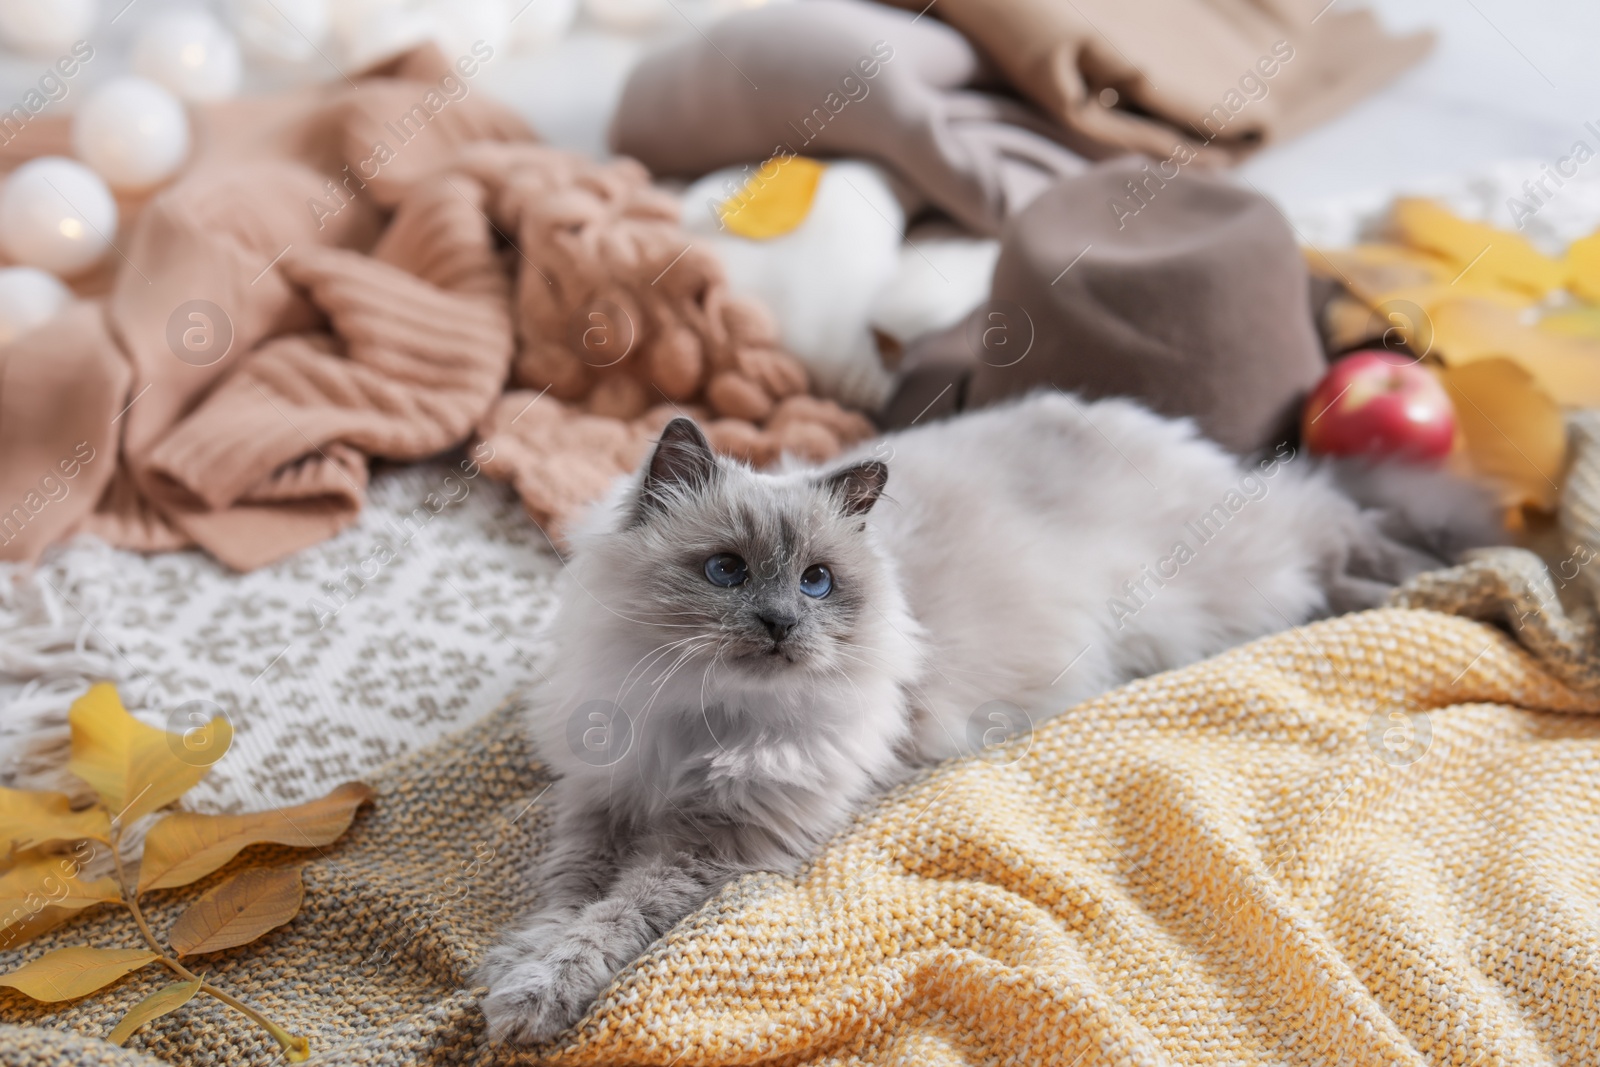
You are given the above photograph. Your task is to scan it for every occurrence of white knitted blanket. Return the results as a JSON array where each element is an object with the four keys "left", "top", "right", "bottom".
[{"left": 0, "top": 460, "right": 561, "bottom": 812}]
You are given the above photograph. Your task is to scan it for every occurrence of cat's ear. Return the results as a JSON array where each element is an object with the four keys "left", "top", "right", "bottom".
[
  {"left": 823, "top": 461, "right": 888, "bottom": 516},
  {"left": 638, "top": 418, "right": 718, "bottom": 515}
]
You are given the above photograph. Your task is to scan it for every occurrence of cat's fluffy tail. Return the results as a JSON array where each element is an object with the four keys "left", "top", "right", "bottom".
[
  {"left": 1326, "top": 459, "right": 1508, "bottom": 560},
  {"left": 1309, "top": 459, "right": 1508, "bottom": 613}
]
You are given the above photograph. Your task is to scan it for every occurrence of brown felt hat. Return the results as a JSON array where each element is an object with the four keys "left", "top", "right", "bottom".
[{"left": 881, "top": 158, "right": 1327, "bottom": 454}]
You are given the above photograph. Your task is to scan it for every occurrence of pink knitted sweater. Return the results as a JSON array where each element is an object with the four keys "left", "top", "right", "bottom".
[{"left": 0, "top": 46, "right": 871, "bottom": 570}]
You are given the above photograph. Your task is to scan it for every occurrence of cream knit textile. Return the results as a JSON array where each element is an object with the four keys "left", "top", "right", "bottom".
[{"left": 4, "top": 606, "right": 1599, "bottom": 1065}]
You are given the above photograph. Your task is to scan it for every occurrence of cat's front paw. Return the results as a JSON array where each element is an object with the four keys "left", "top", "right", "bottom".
[
  {"left": 480, "top": 959, "right": 581, "bottom": 1044},
  {"left": 477, "top": 947, "right": 610, "bottom": 1045}
]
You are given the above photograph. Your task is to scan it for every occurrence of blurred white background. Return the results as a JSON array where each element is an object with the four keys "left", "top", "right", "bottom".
[{"left": 1239, "top": 0, "right": 1600, "bottom": 212}]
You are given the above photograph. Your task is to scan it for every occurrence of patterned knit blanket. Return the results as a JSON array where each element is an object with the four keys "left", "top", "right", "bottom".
[{"left": 4, "top": 595, "right": 1600, "bottom": 1065}]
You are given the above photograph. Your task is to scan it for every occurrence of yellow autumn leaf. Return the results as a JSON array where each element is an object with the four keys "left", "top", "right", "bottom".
[
  {"left": 0, "top": 786, "right": 110, "bottom": 863},
  {"left": 1565, "top": 230, "right": 1600, "bottom": 303},
  {"left": 719, "top": 156, "right": 826, "bottom": 239},
  {"left": 1539, "top": 305, "right": 1600, "bottom": 339},
  {"left": 1437, "top": 358, "right": 1568, "bottom": 512},
  {"left": 1307, "top": 243, "right": 1458, "bottom": 304},
  {"left": 1391, "top": 198, "right": 1566, "bottom": 296},
  {"left": 1382, "top": 282, "right": 1533, "bottom": 316},
  {"left": 0, "top": 946, "right": 157, "bottom": 1002},
  {"left": 107, "top": 975, "right": 203, "bottom": 1045},
  {"left": 0, "top": 904, "right": 82, "bottom": 953},
  {"left": 67, "top": 683, "right": 231, "bottom": 824},
  {"left": 138, "top": 781, "right": 373, "bottom": 893},
  {"left": 1426, "top": 298, "right": 1600, "bottom": 407},
  {"left": 0, "top": 851, "right": 121, "bottom": 928},
  {"left": 1329, "top": 284, "right": 1530, "bottom": 362},
  {"left": 168, "top": 867, "right": 304, "bottom": 957}
]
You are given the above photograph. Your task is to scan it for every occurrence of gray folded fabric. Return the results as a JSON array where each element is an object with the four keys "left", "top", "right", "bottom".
[
  {"left": 609, "top": 0, "right": 1087, "bottom": 236},
  {"left": 881, "top": 158, "right": 1327, "bottom": 453}
]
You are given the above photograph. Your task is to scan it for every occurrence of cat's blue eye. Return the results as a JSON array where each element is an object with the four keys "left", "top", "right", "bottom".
[
  {"left": 704, "top": 553, "right": 748, "bottom": 587},
  {"left": 799, "top": 564, "right": 833, "bottom": 599}
]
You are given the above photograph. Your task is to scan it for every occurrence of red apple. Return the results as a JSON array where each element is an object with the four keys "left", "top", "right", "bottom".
[{"left": 1302, "top": 351, "right": 1457, "bottom": 461}]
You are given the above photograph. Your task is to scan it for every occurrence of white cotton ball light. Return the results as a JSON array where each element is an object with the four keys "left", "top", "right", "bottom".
[
  {"left": 0, "top": 0, "right": 96, "bottom": 56},
  {"left": 0, "top": 266, "right": 71, "bottom": 344},
  {"left": 0, "top": 157, "right": 117, "bottom": 277},
  {"left": 132, "top": 9, "right": 244, "bottom": 102},
  {"left": 230, "top": 0, "right": 330, "bottom": 65},
  {"left": 72, "top": 77, "right": 191, "bottom": 191}
]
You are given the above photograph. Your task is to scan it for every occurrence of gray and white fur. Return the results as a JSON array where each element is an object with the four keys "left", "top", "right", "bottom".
[{"left": 477, "top": 391, "right": 1500, "bottom": 1043}]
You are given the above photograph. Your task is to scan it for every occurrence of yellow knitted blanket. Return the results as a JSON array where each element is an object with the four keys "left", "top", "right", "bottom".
[{"left": 5, "top": 602, "right": 1600, "bottom": 1066}]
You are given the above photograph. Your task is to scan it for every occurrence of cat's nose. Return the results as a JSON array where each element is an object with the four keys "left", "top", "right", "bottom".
[{"left": 758, "top": 611, "right": 799, "bottom": 643}]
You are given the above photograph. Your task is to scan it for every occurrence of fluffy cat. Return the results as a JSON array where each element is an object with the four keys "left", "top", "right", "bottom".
[{"left": 477, "top": 391, "right": 1498, "bottom": 1043}]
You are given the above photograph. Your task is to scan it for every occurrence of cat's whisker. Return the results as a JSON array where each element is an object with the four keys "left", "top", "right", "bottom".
[
  {"left": 615, "top": 651, "right": 693, "bottom": 711},
  {"left": 698, "top": 642, "right": 731, "bottom": 754},
  {"left": 616, "top": 634, "right": 713, "bottom": 704},
  {"left": 642, "top": 657, "right": 700, "bottom": 713},
  {"left": 634, "top": 638, "right": 716, "bottom": 732},
  {"left": 818, "top": 660, "right": 871, "bottom": 722},
  {"left": 646, "top": 635, "right": 713, "bottom": 686},
  {"left": 616, "top": 636, "right": 697, "bottom": 690},
  {"left": 648, "top": 641, "right": 711, "bottom": 699},
  {"left": 825, "top": 645, "right": 905, "bottom": 677},
  {"left": 630, "top": 608, "right": 707, "bottom": 622}
]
